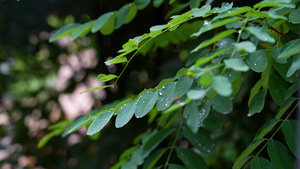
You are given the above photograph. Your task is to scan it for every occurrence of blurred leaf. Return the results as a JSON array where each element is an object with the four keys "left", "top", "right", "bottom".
[
  {"left": 48, "top": 120, "right": 72, "bottom": 130},
  {"left": 278, "top": 39, "right": 300, "bottom": 59},
  {"left": 100, "top": 12, "right": 117, "bottom": 35},
  {"left": 199, "top": 71, "right": 213, "bottom": 86},
  {"left": 233, "top": 138, "right": 266, "bottom": 169},
  {"left": 175, "top": 74, "right": 194, "bottom": 97},
  {"left": 231, "top": 71, "right": 242, "bottom": 96},
  {"left": 80, "top": 85, "right": 112, "bottom": 94},
  {"left": 121, "top": 161, "right": 137, "bottom": 169},
  {"left": 289, "top": 8, "right": 300, "bottom": 24},
  {"left": 91, "top": 12, "right": 114, "bottom": 33},
  {"left": 234, "top": 41, "right": 256, "bottom": 53},
  {"left": 203, "top": 112, "right": 222, "bottom": 132},
  {"left": 156, "top": 82, "right": 176, "bottom": 111},
  {"left": 97, "top": 74, "right": 118, "bottom": 82},
  {"left": 62, "top": 115, "right": 92, "bottom": 136},
  {"left": 211, "top": 95, "right": 232, "bottom": 114},
  {"left": 150, "top": 24, "right": 168, "bottom": 36},
  {"left": 49, "top": 23, "right": 80, "bottom": 42},
  {"left": 70, "top": 21, "right": 95, "bottom": 41},
  {"left": 191, "top": 4, "right": 211, "bottom": 17},
  {"left": 248, "top": 88, "right": 267, "bottom": 116},
  {"left": 120, "top": 146, "right": 138, "bottom": 160},
  {"left": 282, "top": 120, "right": 299, "bottom": 158},
  {"left": 184, "top": 101, "right": 199, "bottom": 133},
  {"left": 286, "top": 54, "right": 300, "bottom": 77},
  {"left": 135, "top": 91, "right": 158, "bottom": 118},
  {"left": 153, "top": 0, "right": 164, "bottom": 8},
  {"left": 247, "top": 50, "right": 268, "bottom": 72},
  {"left": 142, "top": 128, "right": 174, "bottom": 156},
  {"left": 142, "top": 148, "right": 166, "bottom": 169},
  {"left": 212, "top": 76, "right": 232, "bottom": 97},
  {"left": 224, "top": 58, "right": 249, "bottom": 71},
  {"left": 187, "top": 89, "right": 205, "bottom": 100},
  {"left": 38, "top": 128, "right": 64, "bottom": 148},
  {"left": 192, "top": 29, "right": 237, "bottom": 51},
  {"left": 183, "top": 101, "right": 197, "bottom": 118},
  {"left": 254, "top": 119, "right": 280, "bottom": 140},
  {"left": 115, "top": 4, "right": 131, "bottom": 29},
  {"left": 124, "top": 4, "right": 138, "bottom": 24},
  {"left": 135, "top": 0, "right": 150, "bottom": 9},
  {"left": 189, "top": 0, "right": 201, "bottom": 8},
  {"left": 115, "top": 101, "right": 136, "bottom": 128},
  {"left": 87, "top": 111, "right": 114, "bottom": 135},
  {"left": 215, "top": 6, "right": 253, "bottom": 19},
  {"left": 275, "top": 97, "right": 297, "bottom": 119},
  {"left": 105, "top": 57, "right": 127, "bottom": 65},
  {"left": 193, "top": 17, "right": 240, "bottom": 36},
  {"left": 254, "top": 0, "right": 293, "bottom": 9},
  {"left": 194, "top": 48, "right": 230, "bottom": 65},
  {"left": 267, "top": 140, "right": 296, "bottom": 169},
  {"left": 212, "top": 2, "right": 233, "bottom": 13},
  {"left": 250, "top": 157, "right": 274, "bottom": 169},
  {"left": 245, "top": 27, "right": 275, "bottom": 43},
  {"left": 269, "top": 74, "right": 289, "bottom": 106},
  {"left": 168, "top": 164, "right": 186, "bottom": 169},
  {"left": 285, "top": 81, "right": 300, "bottom": 99},
  {"left": 176, "top": 148, "right": 208, "bottom": 169},
  {"left": 182, "top": 127, "right": 216, "bottom": 154},
  {"left": 157, "top": 78, "right": 177, "bottom": 90}
]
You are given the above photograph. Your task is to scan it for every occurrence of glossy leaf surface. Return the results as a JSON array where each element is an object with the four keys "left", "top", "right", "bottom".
[
  {"left": 247, "top": 50, "right": 268, "bottom": 72},
  {"left": 212, "top": 76, "right": 232, "bottom": 96},
  {"left": 135, "top": 91, "right": 158, "bottom": 118},
  {"left": 156, "top": 82, "right": 176, "bottom": 111},
  {"left": 87, "top": 111, "right": 114, "bottom": 135},
  {"left": 115, "top": 101, "right": 136, "bottom": 128}
]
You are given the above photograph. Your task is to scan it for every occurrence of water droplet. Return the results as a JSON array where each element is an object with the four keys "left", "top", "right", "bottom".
[
  {"left": 165, "top": 103, "right": 168, "bottom": 106},
  {"left": 142, "top": 101, "right": 145, "bottom": 104},
  {"left": 247, "top": 113, "right": 251, "bottom": 117},
  {"left": 228, "top": 73, "right": 232, "bottom": 77},
  {"left": 238, "top": 29, "right": 242, "bottom": 34},
  {"left": 204, "top": 20, "right": 209, "bottom": 25},
  {"left": 162, "top": 86, "right": 165, "bottom": 88},
  {"left": 254, "top": 63, "right": 257, "bottom": 65},
  {"left": 159, "top": 92, "right": 163, "bottom": 95}
]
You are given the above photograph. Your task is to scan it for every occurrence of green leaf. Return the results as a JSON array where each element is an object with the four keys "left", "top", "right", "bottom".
[
  {"left": 97, "top": 74, "right": 118, "bottom": 83},
  {"left": 275, "top": 97, "right": 297, "bottom": 119},
  {"left": 115, "top": 4, "right": 131, "bottom": 29},
  {"left": 49, "top": 23, "right": 80, "bottom": 42},
  {"left": 48, "top": 120, "right": 72, "bottom": 130},
  {"left": 189, "top": 0, "right": 201, "bottom": 8},
  {"left": 194, "top": 48, "right": 230, "bottom": 65},
  {"left": 182, "top": 127, "right": 216, "bottom": 154},
  {"left": 87, "top": 111, "right": 114, "bottom": 135},
  {"left": 38, "top": 128, "right": 64, "bottom": 148},
  {"left": 80, "top": 85, "right": 112, "bottom": 94},
  {"left": 193, "top": 17, "right": 241, "bottom": 37},
  {"left": 250, "top": 157, "right": 274, "bottom": 169},
  {"left": 183, "top": 101, "right": 197, "bottom": 118},
  {"left": 105, "top": 57, "right": 127, "bottom": 65},
  {"left": 286, "top": 54, "right": 300, "bottom": 77},
  {"left": 187, "top": 89, "right": 205, "bottom": 100},
  {"left": 176, "top": 148, "right": 208, "bottom": 169},
  {"left": 142, "top": 128, "right": 174, "bottom": 156},
  {"left": 121, "top": 161, "right": 137, "bottom": 169},
  {"left": 267, "top": 140, "right": 296, "bottom": 169},
  {"left": 157, "top": 78, "right": 177, "bottom": 90},
  {"left": 142, "top": 148, "right": 166, "bottom": 169},
  {"left": 175, "top": 74, "right": 194, "bottom": 97},
  {"left": 273, "top": 59, "right": 298, "bottom": 83},
  {"left": 247, "top": 50, "right": 268, "bottom": 73},
  {"left": 124, "top": 4, "right": 138, "bottom": 24},
  {"left": 156, "top": 82, "right": 176, "bottom": 111},
  {"left": 233, "top": 138, "right": 266, "bottom": 169},
  {"left": 135, "top": 91, "right": 158, "bottom": 118},
  {"left": 224, "top": 58, "right": 249, "bottom": 71},
  {"left": 168, "top": 164, "right": 186, "bottom": 169},
  {"left": 91, "top": 12, "right": 114, "bottom": 33},
  {"left": 192, "top": 29, "right": 237, "bottom": 51},
  {"left": 254, "top": 119, "right": 280, "bottom": 140},
  {"left": 203, "top": 112, "right": 222, "bottom": 132},
  {"left": 234, "top": 41, "right": 256, "bottom": 53},
  {"left": 211, "top": 95, "right": 232, "bottom": 114},
  {"left": 285, "top": 81, "right": 300, "bottom": 99},
  {"left": 248, "top": 88, "right": 268, "bottom": 117},
  {"left": 115, "top": 101, "right": 136, "bottom": 128},
  {"left": 70, "top": 21, "right": 95, "bottom": 41},
  {"left": 100, "top": 12, "right": 116, "bottom": 35},
  {"left": 134, "top": 0, "right": 150, "bottom": 9},
  {"left": 199, "top": 71, "right": 213, "bottom": 86},
  {"left": 212, "top": 2, "right": 233, "bottom": 14},
  {"left": 278, "top": 39, "right": 300, "bottom": 59},
  {"left": 245, "top": 27, "right": 275, "bottom": 43},
  {"left": 153, "top": 0, "right": 164, "bottom": 8},
  {"left": 282, "top": 120, "right": 299, "bottom": 158},
  {"left": 269, "top": 74, "right": 289, "bottom": 106},
  {"left": 191, "top": 4, "right": 211, "bottom": 17},
  {"left": 246, "top": 11, "right": 288, "bottom": 20},
  {"left": 231, "top": 71, "right": 242, "bottom": 96},
  {"left": 150, "top": 24, "right": 168, "bottom": 36},
  {"left": 215, "top": 7, "right": 253, "bottom": 19},
  {"left": 289, "top": 8, "right": 300, "bottom": 24},
  {"left": 254, "top": 0, "right": 293, "bottom": 9},
  {"left": 212, "top": 76, "right": 232, "bottom": 97},
  {"left": 120, "top": 146, "right": 138, "bottom": 160},
  {"left": 62, "top": 115, "right": 92, "bottom": 136}
]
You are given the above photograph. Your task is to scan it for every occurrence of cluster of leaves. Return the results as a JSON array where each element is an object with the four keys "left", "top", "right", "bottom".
[{"left": 41, "top": 0, "right": 300, "bottom": 168}]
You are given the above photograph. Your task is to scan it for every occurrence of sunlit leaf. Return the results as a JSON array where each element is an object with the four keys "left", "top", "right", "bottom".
[
  {"left": 149, "top": 24, "right": 168, "bottom": 36},
  {"left": 250, "top": 157, "right": 274, "bottom": 169},
  {"left": 97, "top": 74, "right": 118, "bottom": 83},
  {"left": 234, "top": 41, "right": 256, "bottom": 53},
  {"left": 254, "top": 0, "right": 293, "bottom": 9},
  {"left": 134, "top": 0, "right": 151, "bottom": 9},
  {"left": 245, "top": 27, "right": 275, "bottom": 43},
  {"left": 247, "top": 50, "right": 268, "bottom": 72},
  {"left": 70, "top": 21, "right": 95, "bottom": 41},
  {"left": 80, "top": 85, "right": 112, "bottom": 94},
  {"left": 105, "top": 57, "right": 127, "bottom": 65},
  {"left": 135, "top": 91, "right": 158, "bottom": 118},
  {"left": 142, "top": 128, "right": 174, "bottom": 156},
  {"left": 212, "top": 76, "right": 232, "bottom": 96},
  {"left": 176, "top": 148, "right": 208, "bottom": 169},
  {"left": 100, "top": 12, "right": 117, "bottom": 35},
  {"left": 248, "top": 88, "right": 267, "bottom": 116},
  {"left": 211, "top": 95, "right": 232, "bottom": 114},
  {"left": 156, "top": 82, "right": 176, "bottom": 111},
  {"left": 92, "top": 12, "right": 114, "bottom": 33},
  {"left": 289, "top": 8, "right": 300, "bottom": 24},
  {"left": 199, "top": 71, "right": 213, "bottom": 86},
  {"left": 267, "top": 140, "right": 296, "bottom": 169},
  {"left": 212, "top": 2, "right": 233, "bottom": 13},
  {"left": 254, "top": 119, "right": 280, "bottom": 140},
  {"left": 115, "top": 4, "right": 131, "bottom": 29},
  {"left": 191, "top": 4, "right": 211, "bottom": 17},
  {"left": 87, "top": 111, "right": 114, "bottom": 135},
  {"left": 224, "top": 58, "right": 249, "bottom": 71},
  {"left": 124, "top": 4, "right": 138, "bottom": 24},
  {"left": 49, "top": 23, "right": 80, "bottom": 42},
  {"left": 182, "top": 127, "right": 216, "bottom": 154},
  {"left": 187, "top": 89, "right": 205, "bottom": 100},
  {"left": 269, "top": 74, "right": 289, "bottom": 106},
  {"left": 115, "top": 101, "right": 136, "bottom": 128},
  {"left": 278, "top": 39, "right": 300, "bottom": 59},
  {"left": 192, "top": 29, "right": 237, "bottom": 51},
  {"left": 286, "top": 54, "right": 300, "bottom": 77},
  {"left": 168, "top": 11, "right": 192, "bottom": 31},
  {"left": 175, "top": 74, "right": 193, "bottom": 97}
]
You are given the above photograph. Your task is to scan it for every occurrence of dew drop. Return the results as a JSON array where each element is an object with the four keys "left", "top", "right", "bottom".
[
  {"left": 162, "top": 86, "right": 165, "bottom": 89},
  {"left": 165, "top": 103, "right": 168, "bottom": 106},
  {"left": 159, "top": 92, "right": 163, "bottom": 95},
  {"left": 142, "top": 101, "right": 145, "bottom": 104},
  {"left": 238, "top": 29, "right": 242, "bottom": 34},
  {"left": 247, "top": 113, "right": 251, "bottom": 117},
  {"left": 254, "top": 63, "right": 257, "bottom": 66}
]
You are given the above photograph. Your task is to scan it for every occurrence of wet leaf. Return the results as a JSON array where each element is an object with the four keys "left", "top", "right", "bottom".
[
  {"left": 175, "top": 74, "right": 194, "bottom": 97},
  {"left": 246, "top": 26, "right": 275, "bottom": 43},
  {"left": 248, "top": 88, "right": 267, "bottom": 116},
  {"left": 115, "top": 101, "right": 136, "bottom": 128},
  {"left": 187, "top": 89, "right": 205, "bottom": 100},
  {"left": 87, "top": 111, "right": 114, "bottom": 135},
  {"left": 224, "top": 58, "right": 249, "bottom": 71},
  {"left": 135, "top": 91, "right": 158, "bottom": 118},
  {"left": 156, "top": 82, "right": 176, "bottom": 111},
  {"left": 247, "top": 50, "right": 268, "bottom": 72},
  {"left": 211, "top": 95, "right": 232, "bottom": 114},
  {"left": 192, "top": 4, "right": 211, "bottom": 17}
]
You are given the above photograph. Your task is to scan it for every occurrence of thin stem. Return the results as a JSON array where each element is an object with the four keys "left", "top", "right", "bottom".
[{"left": 264, "top": 19, "right": 292, "bottom": 41}]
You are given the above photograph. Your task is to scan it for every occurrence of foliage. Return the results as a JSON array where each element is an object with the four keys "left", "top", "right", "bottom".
[{"left": 41, "top": 0, "right": 299, "bottom": 168}]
